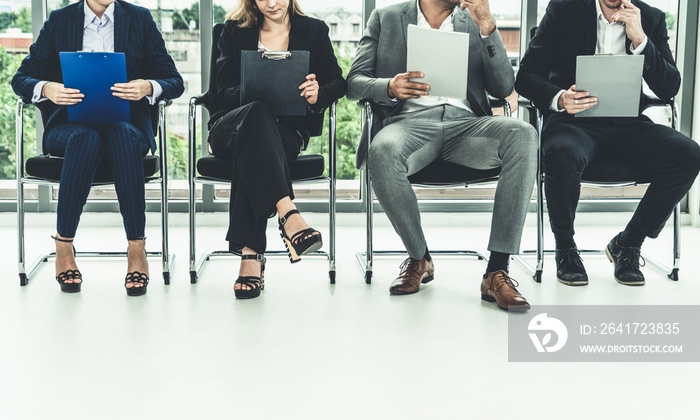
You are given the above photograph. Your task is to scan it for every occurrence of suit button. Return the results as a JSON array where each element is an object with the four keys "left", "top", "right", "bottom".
[{"left": 487, "top": 46, "right": 495, "bottom": 58}]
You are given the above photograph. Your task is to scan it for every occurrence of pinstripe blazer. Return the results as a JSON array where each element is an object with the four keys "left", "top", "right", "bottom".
[{"left": 11, "top": 0, "right": 184, "bottom": 153}]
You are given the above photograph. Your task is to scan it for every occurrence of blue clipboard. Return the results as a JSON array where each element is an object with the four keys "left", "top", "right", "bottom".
[{"left": 59, "top": 52, "right": 130, "bottom": 124}]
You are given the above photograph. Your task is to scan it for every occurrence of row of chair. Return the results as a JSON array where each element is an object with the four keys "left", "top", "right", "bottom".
[{"left": 16, "top": 92, "right": 681, "bottom": 288}]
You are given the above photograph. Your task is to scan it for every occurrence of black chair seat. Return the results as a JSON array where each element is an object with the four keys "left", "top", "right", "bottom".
[
  {"left": 196, "top": 154, "right": 325, "bottom": 182},
  {"left": 25, "top": 154, "right": 161, "bottom": 183},
  {"left": 408, "top": 161, "right": 501, "bottom": 185},
  {"left": 581, "top": 160, "right": 654, "bottom": 184}
]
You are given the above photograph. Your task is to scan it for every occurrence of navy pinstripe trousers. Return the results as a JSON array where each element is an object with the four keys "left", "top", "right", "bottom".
[{"left": 44, "top": 122, "right": 150, "bottom": 240}]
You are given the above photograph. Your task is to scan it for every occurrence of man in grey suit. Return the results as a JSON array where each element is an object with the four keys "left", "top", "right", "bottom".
[{"left": 347, "top": 0, "right": 537, "bottom": 311}]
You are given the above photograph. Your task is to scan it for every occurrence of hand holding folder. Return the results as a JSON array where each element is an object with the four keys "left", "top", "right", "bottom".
[
  {"left": 241, "top": 50, "right": 310, "bottom": 117},
  {"left": 59, "top": 52, "right": 131, "bottom": 124}
]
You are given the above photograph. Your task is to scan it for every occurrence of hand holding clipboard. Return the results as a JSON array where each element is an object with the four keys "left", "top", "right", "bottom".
[{"left": 241, "top": 50, "right": 310, "bottom": 116}]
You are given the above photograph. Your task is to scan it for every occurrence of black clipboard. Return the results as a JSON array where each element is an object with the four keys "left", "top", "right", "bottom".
[
  {"left": 240, "top": 50, "right": 310, "bottom": 117},
  {"left": 59, "top": 52, "right": 131, "bottom": 124}
]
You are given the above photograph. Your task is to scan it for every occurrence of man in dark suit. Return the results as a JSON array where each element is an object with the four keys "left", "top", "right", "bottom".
[
  {"left": 12, "top": 0, "right": 183, "bottom": 294},
  {"left": 348, "top": 0, "right": 537, "bottom": 311},
  {"left": 515, "top": 0, "right": 700, "bottom": 286}
]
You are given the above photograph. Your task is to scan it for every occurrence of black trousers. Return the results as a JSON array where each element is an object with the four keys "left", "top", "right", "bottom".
[
  {"left": 543, "top": 115, "right": 700, "bottom": 242},
  {"left": 208, "top": 101, "right": 302, "bottom": 253}
]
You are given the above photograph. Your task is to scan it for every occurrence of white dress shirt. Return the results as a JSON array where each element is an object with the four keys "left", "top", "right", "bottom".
[
  {"left": 549, "top": 0, "right": 648, "bottom": 111},
  {"left": 33, "top": 2, "right": 162, "bottom": 105},
  {"left": 399, "top": 0, "right": 474, "bottom": 115}
]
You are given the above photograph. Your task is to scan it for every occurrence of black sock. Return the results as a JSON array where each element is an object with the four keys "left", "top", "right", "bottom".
[
  {"left": 423, "top": 248, "right": 431, "bottom": 262},
  {"left": 485, "top": 251, "right": 509, "bottom": 276},
  {"left": 555, "top": 237, "right": 576, "bottom": 250},
  {"left": 618, "top": 224, "right": 645, "bottom": 248}
]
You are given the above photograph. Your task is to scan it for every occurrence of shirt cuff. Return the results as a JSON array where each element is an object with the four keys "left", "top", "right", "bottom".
[
  {"left": 32, "top": 81, "right": 49, "bottom": 103},
  {"left": 630, "top": 36, "right": 648, "bottom": 55},
  {"left": 145, "top": 80, "right": 163, "bottom": 105},
  {"left": 550, "top": 89, "right": 567, "bottom": 112}
]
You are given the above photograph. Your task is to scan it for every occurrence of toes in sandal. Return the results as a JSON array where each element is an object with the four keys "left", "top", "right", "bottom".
[
  {"left": 278, "top": 209, "right": 323, "bottom": 264},
  {"left": 125, "top": 271, "right": 149, "bottom": 296},
  {"left": 234, "top": 254, "right": 265, "bottom": 299},
  {"left": 52, "top": 235, "right": 82, "bottom": 293}
]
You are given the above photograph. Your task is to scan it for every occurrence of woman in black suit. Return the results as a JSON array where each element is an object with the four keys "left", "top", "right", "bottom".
[{"left": 211, "top": 0, "right": 346, "bottom": 298}]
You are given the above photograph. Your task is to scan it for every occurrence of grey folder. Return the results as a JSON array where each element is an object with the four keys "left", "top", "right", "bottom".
[
  {"left": 241, "top": 50, "right": 310, "bottom": 117},
  {"left": 575, "top": 55, "right": 644, "bottom": 118},
  {"left": 406, "top": 24, "right": 469, "bottom": 99}
]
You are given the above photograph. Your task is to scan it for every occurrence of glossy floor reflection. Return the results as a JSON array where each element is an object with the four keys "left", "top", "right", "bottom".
[{"left": 1, "top": 211, "right": 698, "bottom": 419}]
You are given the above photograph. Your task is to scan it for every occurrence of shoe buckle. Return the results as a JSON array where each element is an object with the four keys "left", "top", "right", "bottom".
[
  {"left": 256, "top": 254, "right": 264, "bottom": 262},
  {"left": 279, "top": 215, "right": 287, "bottom": 226}
]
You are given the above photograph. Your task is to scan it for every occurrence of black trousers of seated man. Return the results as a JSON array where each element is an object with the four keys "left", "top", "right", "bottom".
[
  {"left": 543, "top": 114, "right": 700, "bottom": 245},
  {"left": 208, "top": 101, "right": 303, "bottom": 254}
]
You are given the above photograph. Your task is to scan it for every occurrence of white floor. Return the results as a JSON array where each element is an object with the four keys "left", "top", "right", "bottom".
[{"left": 0, "top": 210, "right": 698, "bottom": 420}]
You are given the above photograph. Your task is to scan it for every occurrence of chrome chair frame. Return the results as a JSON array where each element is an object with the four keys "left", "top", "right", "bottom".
[
  {"left": 356, "top": 99, "right": 512, "bottom": 284},
  {"left": 513, "top": 98, "right": 682, "bottom": 282},
  {"left": 188, "top": 99, "right": 337, "bottom": 284},
  {"left": 16, "top": 98, "right": 175, "bottom": 286}
]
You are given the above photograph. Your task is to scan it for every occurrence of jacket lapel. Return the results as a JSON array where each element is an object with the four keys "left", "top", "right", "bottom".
[
  {"left": 67, "top": 2, "right": 83, "bottom": 51},
  {"left": 288, "top": 15, "right": 309, "bottom": 50},
  {"left": 401, "top": 1, "right": 418, "bottom": 51},
  {"left": 582, "top": 0, "right": 597, "bottom": 55},
  {"left": 114, "top": 1, "right": 129, "bottom": 52}
]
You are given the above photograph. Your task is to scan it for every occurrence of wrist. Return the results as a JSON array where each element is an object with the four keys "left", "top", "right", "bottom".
[
  {"left": 479, "top": 17, "right": 496, "bottom": 36},
  {"left": 387, "top": 80, "right": 396, "bottom": 99}
]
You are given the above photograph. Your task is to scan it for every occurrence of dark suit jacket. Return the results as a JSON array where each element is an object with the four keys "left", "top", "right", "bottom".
[
  {"left": 213, "top": 15, "right": 347, "bottom": 139},
  {"left": 12, "top": 0, "right": 184, "bottom": 153},
  {"left": 515, "top": 0, "right": 679, "bottom": 124}
]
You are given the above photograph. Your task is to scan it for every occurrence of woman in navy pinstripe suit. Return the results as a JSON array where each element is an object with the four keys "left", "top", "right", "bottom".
[{"left": 12, "top": 0, "right": 184, "bottom": 295}]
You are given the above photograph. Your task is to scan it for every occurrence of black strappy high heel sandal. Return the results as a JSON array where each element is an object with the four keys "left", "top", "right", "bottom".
[
  {"left": 125, "top": 271, "right": 149, "bottom": 296},
  {"left": 125, "top": 241, "right": 149, "bottom": 296},
  {"left": 52, "top": 235, "right": 82, "bottom": 293},
  {"left": 278, "top": 209, "right": 323, "bottom": 264},
  {"left": 234, "top": 254, "right": 266, "bottom": 299}
]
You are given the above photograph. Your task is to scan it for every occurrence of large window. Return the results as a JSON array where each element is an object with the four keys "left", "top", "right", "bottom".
[{"left": 0, "top": 0, "right": 37, "bottom": 189}]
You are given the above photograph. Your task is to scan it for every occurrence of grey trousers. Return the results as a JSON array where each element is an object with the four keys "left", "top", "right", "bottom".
[{"left": 367, "top": 105, "right": 538, "bottom": 259}]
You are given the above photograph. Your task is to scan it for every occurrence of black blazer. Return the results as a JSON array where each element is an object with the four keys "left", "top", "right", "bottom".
[
  {"left": 212, "top": 15, "right": 347, "bottom": 138},
  {"left": 515, "top": 0, "right": 679, "bottom": 122},
  {"left": 12, "top": 0, "right": 184, "bottom": 153}
]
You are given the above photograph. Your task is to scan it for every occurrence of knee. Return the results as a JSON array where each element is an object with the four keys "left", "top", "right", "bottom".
[
  {"left": 105, "top": 122, "right": 148, "bottom": 150},
  {"left": 65, "top": 126, "right": 102, "bottom": 155},
  {"left": 243, "top": 100, "right": 275, "bottom": 122},
  {"left": 506, "top": 119, "right": 538, "bottom": 153},
  {"left": 367, "top": 134, "right": 403, "bottom": 174},
  {"left": 543, "top": 139, "right": 587, "bottom": 173},
  {"left": 682, "top": 141, "right": 700, "bottom": 176}
]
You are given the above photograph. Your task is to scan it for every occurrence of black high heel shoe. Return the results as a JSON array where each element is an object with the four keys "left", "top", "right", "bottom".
[
  {"left": 125, "top": 243, "right": 149, "bottom": 296},
  {"left": 278, "top": 209, "right": 323, "bottom": 264},
  {"left": 234, "top": 254, "right": 266, "bottom": 299},
  {"left": 52, "top": 235, "right": 82, "bottom": 293},
  {"left": 125, "top": 271, "right": 149, "bottom": 296}
]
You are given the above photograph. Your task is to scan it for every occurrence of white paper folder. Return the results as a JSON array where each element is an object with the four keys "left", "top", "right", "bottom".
[{"left": 406, "top": 24, "right": 469, "bottom": 99}]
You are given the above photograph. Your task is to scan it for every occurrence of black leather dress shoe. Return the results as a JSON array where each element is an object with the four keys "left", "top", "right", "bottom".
[
  {"left": 555, "top": 247, "right": 588, "bottom": 286},
  {"left": 605, "top": 234, "right": 645, "bottom": 286}
]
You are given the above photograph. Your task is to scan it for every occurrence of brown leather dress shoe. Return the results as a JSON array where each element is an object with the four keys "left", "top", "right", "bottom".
[
  {"left": 480, "top": 270, "right": 530, "bottom": 311},
  {"left": 389, "top": 257, "right": 435, "bottom": 295}
]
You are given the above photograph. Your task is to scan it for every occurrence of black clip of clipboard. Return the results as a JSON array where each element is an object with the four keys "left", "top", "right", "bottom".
[{"left": 240, "top": 50, "right": 310, "bottom": 117}]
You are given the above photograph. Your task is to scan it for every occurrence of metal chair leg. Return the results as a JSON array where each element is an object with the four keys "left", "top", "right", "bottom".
[
  {"left": 158, "top": 100, "right": 171, "bottom": 284},
  {"left": 328, "top": 102, "right": 337, "bottom": 284},
  {"left": 188, "top": 97, "right": 198, "bottom": 284}
]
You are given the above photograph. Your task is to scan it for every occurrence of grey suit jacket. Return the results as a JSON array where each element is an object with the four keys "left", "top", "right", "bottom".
[{"left": 347, "top": 1, "right": 515, "bottom": 169}]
